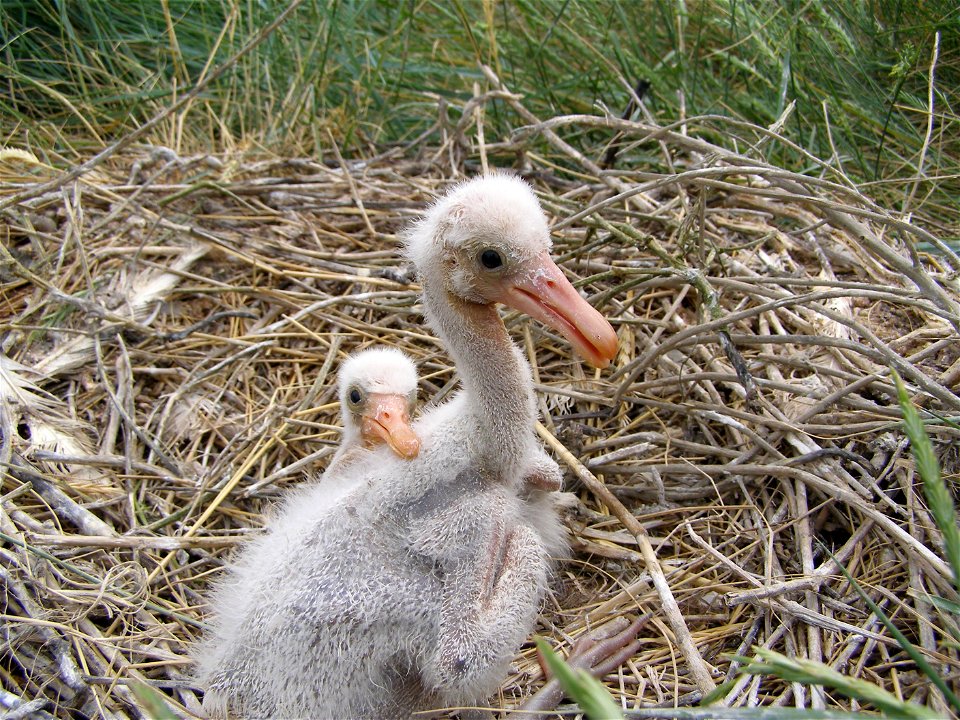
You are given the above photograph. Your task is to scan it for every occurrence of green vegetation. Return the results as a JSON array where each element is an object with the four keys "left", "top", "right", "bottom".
[
  {"left": 893, "top": 369, "right": 960, "bottom": 597},
  {"left": 2, "top": 1, "right": 957, "bottom": 222},
  {"left": 130, "top": 682, "right": 178, "bottom": 720},
  {"left": 735, "top": 646, "right": 942, "bottom": 719}
]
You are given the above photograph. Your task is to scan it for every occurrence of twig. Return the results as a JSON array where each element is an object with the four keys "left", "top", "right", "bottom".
[
  {"left": 6, "top": 457, "right": 115, "bottom": 537},
  {"left": 901, "top": 31, "right": 940, "bottom": 218}
]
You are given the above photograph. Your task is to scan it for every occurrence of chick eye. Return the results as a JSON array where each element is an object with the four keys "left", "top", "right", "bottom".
[
  {"left": 479, "top": 248, "right": 504, "bottom": 270},
  {"left": 348, "top": 388, "right": 363, "bottom": 406}
]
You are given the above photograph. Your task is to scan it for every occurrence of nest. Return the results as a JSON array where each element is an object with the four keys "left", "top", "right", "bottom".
[{"left": 2, "top": 70, "right": 959, "bottom": 719}]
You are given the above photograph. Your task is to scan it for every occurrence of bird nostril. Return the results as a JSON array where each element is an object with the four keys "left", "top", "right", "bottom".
[{"left": 383, "top": 411, "right": 391, "bottom": 419}]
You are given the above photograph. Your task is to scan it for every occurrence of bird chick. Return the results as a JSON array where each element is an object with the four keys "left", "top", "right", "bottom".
[{"left": 329, "top": 347, "right": 421, "bottom": 472}]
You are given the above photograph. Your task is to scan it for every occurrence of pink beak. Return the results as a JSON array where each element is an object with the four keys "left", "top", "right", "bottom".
[
  {"left": 360, "top": 394, "right": 420, "bottom": 459},
  {"left": 496, "top": 251, "right": 618, "bottom": 369}
]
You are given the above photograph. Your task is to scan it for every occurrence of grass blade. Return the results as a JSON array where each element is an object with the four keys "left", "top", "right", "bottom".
[
  {"left": 535, "top": 636, "right": 625, "bottom": 720},
  {"left": 129, "top": 682, "right": 178, "bottom": 720},
  {"left": 891, "top": 368, "right": 960, "bottom": 594},
  {"left": 735, "top": 647, "right": 940, "bottom": 720},
  {"left": 825, "top": 541, "right": 960, "bottom": 715}
]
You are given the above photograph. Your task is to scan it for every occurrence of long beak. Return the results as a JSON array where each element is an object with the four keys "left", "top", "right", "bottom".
[
  {"left": 360, "top": 394, "right": 420, "bottom": 459},
  {"left": 498, "top": 251, "right": 618, "bottom": 369}
]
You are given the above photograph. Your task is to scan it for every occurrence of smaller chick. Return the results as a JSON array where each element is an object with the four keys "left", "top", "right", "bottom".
[
  {"left": 329, "top": 347, "right": 421, "bottom": 472},
  {"left": 195, "top": 347, "right": 420, "bottom": 718}
]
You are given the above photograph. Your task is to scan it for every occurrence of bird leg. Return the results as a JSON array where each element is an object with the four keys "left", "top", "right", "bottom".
[
  {"left": 407, "top": 467, "right": 554, "bottom": 707},
  {"left": 424, "top": 507, "right": 549, "bottom": 702},
  {"left": 518, "top": 614, "right": 649, "bottom": 713}
]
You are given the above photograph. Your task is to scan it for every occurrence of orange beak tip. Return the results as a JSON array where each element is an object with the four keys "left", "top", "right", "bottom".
[
  {"left": 360, "top": 395, "right": 421, "bottom": 460},
  {"left": 502, "top": 254, "right": 618, "bottom": 371},
  {"left": 395, "top": 436, "right": 421, "bottom": 459}
]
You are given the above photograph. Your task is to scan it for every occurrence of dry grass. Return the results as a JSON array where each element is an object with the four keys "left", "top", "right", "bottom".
[{"left": 1, "top": 69, "right": 959, "bottom": 719}]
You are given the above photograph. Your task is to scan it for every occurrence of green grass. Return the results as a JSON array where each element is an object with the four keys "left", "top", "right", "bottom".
[{"left": 1, "top": 1, "right": 958, "bottom": 221}]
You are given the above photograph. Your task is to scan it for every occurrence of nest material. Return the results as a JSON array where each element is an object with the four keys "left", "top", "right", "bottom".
[{"left": 1, "top": 74, "right": 959, "bottom": 719}]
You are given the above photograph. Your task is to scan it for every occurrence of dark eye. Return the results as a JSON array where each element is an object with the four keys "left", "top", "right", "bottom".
[
  {"left": 348, "top": 388, "right": 363, "bottom": 405},
  {"left": 479, "top": 248, "right": 503, "bottom": 269}
]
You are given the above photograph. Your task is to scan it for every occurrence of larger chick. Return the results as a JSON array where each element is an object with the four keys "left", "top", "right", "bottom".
[{"left": 194, "top": 173, "right": 617, "bottom": 718}]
